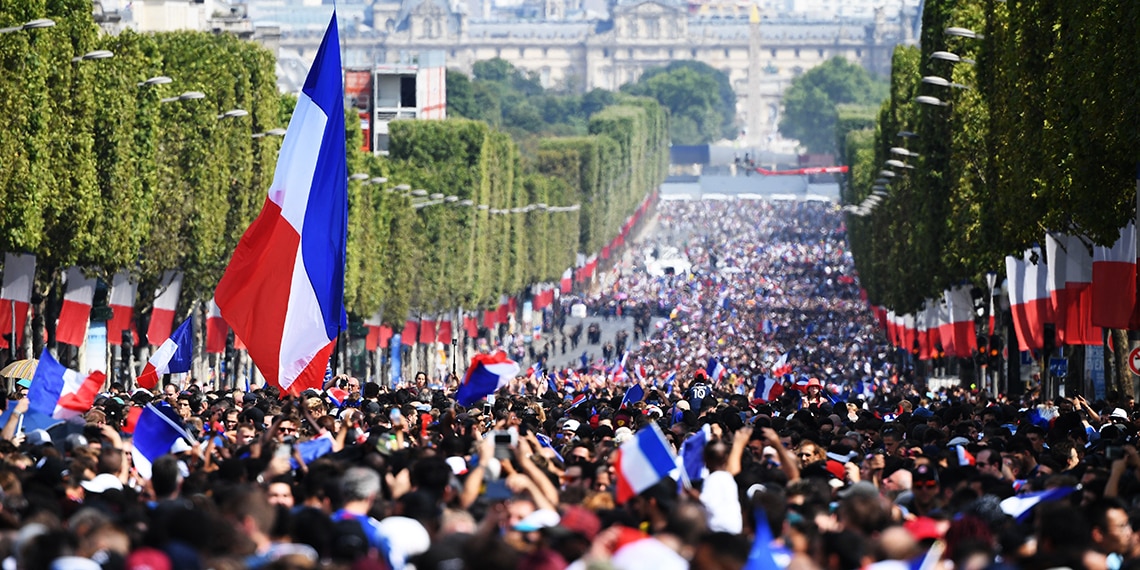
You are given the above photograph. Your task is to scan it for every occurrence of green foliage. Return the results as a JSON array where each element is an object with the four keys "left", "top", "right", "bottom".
[
  {"left": 621, "top": 60, "right": 736, "bottom": 144},
  {"left": 779, "top": 57, "right": 889, "bottom": 154},
  {"left": 0, "top": 19, "right": 667, "bottom": 341},
  {"left": 848, "top": 0, "right": 1140, "bottom": 320}
]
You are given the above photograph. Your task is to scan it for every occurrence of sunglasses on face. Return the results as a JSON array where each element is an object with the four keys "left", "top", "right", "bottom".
[{"left": 915, "top": 480, "right": 938, "bottom": 489}]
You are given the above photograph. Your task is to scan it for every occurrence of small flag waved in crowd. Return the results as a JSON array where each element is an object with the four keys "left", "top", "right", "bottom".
[
  {"left": 455, "top": 351, "right": 520, "bottom": 407},
  {"left": 706, "top": 357, "right": 727, "bottom": 383},
  {"left": 753, "top": 375, "right": 783, "bottom": 403},
  {"left": 27, "top": 349, "right": 105, "bottom": 420},
  {"left": 614, "top": 423, "right": 678, "bottom": 503},
  {"left": 132, "top": 402, "right": 193, "bottom": 479},
  {"left": 136, "top": 318, "right": 194, "bottom": 390}
]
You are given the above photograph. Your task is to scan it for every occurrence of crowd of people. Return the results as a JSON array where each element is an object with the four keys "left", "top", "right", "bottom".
[{"left": 0, "top": 199, "right": 1138, "bottom": 570}]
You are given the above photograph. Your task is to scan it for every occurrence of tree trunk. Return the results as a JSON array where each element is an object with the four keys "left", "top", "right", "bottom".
[{"left": 1112, "top": 329, "right": 1133, "bottom": 401}]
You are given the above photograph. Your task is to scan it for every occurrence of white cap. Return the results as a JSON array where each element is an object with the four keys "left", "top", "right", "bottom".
[
  {"left": 562, "top": 419, "right": 581, "bottom": 433},
  {"left": 947, "top": 436, "right": 971, "bottom": 447},
  {"left": 1111, "top": 408, "right": 1129, "bottom": 420},
  {"left": 376, "top": 516, "right": 431, "bottom": 567},
  {"left": 513, "top": 509, "right": 561, "bottom": 532},
  {"left": 445, "top": 456, "right": 468, "bottom": 475},
  {"left": 80, "top": 473, "right": 124, "bottom": 494}
]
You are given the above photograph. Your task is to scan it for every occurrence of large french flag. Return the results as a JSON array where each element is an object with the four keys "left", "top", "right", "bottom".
[
  {"left": 455, "top": 351, "right": 520, "bottom": 406},
  {"left": 136, "top": 318, "right": 193, "bottom": 390},
  {"left": 1092, "top": 224, "right": 1137, "bottom": 330},
  {"left": 107, "top": 271, "right": 138, "bottom": 346},
  {"left": 27, "top": 349, "right": 106, "bottom": 420},
  {"left": 0, "top": 253, "right": 35, "bottom": 349},
  {"left": 1006, "top": 248, "right": 1052, "bottom": 351},
  {"left": 146, "top": 271, "right": 182, "bottom": 346},
  {"left": 205, "top": 298, "right": 227, "bottom": 355},
  {"left": 614, "top": 423, "right": 678, "bottom": 504},
  {"left": 944, "top": 286, "right": 977, "bottom": 358},
  {"left": 215, "top": 15, "right": 348, "bottom": 396},
  {"left": 56, "top": 267, "right": 96, "bottom": 347}
]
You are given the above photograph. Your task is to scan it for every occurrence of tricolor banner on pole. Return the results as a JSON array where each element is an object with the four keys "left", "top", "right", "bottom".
[
  {"left": 108, "top": 271, "right": 138, "bottom": 346},
  {"left": 146, "top": 270, "right": 183, "bottom": 345},
  {"left": 214, "top": 13, "right": 348, "bottom": 396},
  {"left": 0, "top": 253, "right": 34, "bottom": 350},
  {"left": 56, "top": 267, "right": 96, "bottom": 347}
]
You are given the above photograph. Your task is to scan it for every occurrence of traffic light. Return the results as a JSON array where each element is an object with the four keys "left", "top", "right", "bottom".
[
  {"left": 973, "top": 335, "right": 988, "bottom": 366},
  {"left": 988, "top": 335, "right": 1003, "bottom": 368}
]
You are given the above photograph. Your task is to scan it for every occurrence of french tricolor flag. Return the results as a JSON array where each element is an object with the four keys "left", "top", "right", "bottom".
[
  {"left": 205, "top": 298, "right": 228, "bottom": 355},
  {"left": 771, "top": 353, "right": 792, "bottom": 377},
  {"left": 215, "top": 14, "right": 348, "bottom": 396},
  {"left": 753, "top": 375, "right": 783, "bottom": 403},
  {"left": 1051, "top": 233, "right": 1099, "bottom": 345},
  {"left": 455, "top": 351, "right": 520, "bottom": 407},
  {"left": 132, "top": 402, "right": 193, "bottom": 479},
  {"left": 0, "top": 253, "right": 35, "bottom": 350},
  {"left": 107, "top": 271, "right": 138, "bottom": 346},
  {"left": 27, "top": 349, "right": 106, "bottom": 420},
  {"left": 1006, "top": 247, "right": 1053, "bottom": 351},
  {"left": 955, "top": 445, "right": 975, "bottom": 466},
  {"left": 136, "top": 318, "right": 193, "bottom": 390},
  {"left": 614, "top": 423, "right": 678, "bottom": 504},
  {"left": 56, "top": 267, "right": 96, "bottom": 347},
  {"left": 560, "top": 268, "right": 573, "bottom": 294},
  {"left": 706, "top": 357, "right": 727, "bottom": 383},
  {"left": 1092, "top": 224, "right": 1137, "bottom": 330},
  {"left": 146, "top": 271, "right": 182, "bottom": 346},
  {"left": 944, "top": 286, "right": 977, "bottom": 358}
]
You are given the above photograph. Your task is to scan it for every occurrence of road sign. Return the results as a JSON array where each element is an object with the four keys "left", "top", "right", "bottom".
[
  {"left": 1129, "top": 347, "right": 1140, "bottom": 376},
  {"left": 1049, "top": 358, "right": 1068, "bottom": 379}
]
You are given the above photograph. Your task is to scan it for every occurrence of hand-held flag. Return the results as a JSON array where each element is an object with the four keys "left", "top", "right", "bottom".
[
  {"left": 27, "top": 348, "right": 105, "bottom": 420},
  {"left": 136, "top": 318, "right": 193, "bottom": 390},
  {"left": 455, "top": 351, "right": 520, "bottom": 407},
  {"left": 215, "top": 13, "right": 348, "bottom": 396},
  {"left": 131, "top": 402, "right": 192, "bottom": 479},
  {"left": 614, "top": 423, "right": 677, "bottom": 504}
]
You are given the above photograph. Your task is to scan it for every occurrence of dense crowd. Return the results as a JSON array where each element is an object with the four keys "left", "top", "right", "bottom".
[{"left": 0, "top": 200, "right": 1138, "bottom": 570}]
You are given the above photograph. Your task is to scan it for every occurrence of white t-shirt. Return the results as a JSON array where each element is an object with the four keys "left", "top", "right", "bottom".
[{"left": 700, "top": 469, "right": 743, "bottom": 533}]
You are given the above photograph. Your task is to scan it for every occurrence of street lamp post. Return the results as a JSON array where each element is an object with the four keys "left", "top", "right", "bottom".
[
  {"left": 71, "top": 50, "right": 113, "bottom": 63},
  {"left": 0, "top": 18, "right": 55, "bottom": 34}
]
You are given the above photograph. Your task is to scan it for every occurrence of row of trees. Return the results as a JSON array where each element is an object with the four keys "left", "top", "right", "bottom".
[
  {"left": 0, "top": 4, "right": 668, "bottom": 350},
  {"left": 844, "top": 0, "right": 1140, "bottom": 391},
  {"left": 846, "top": 0, "right": 1140, "bottom": 313},
  {"left": 0, "top": 1, "right": 283, "bottom": 348}
]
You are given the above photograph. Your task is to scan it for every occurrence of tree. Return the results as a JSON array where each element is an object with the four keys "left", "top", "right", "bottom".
[
  {"left": 622, "top": 61, "right": 736, "bottom": 144},
  {"left": 779, "top": 57, "right": 889, "bottom": 154}
]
